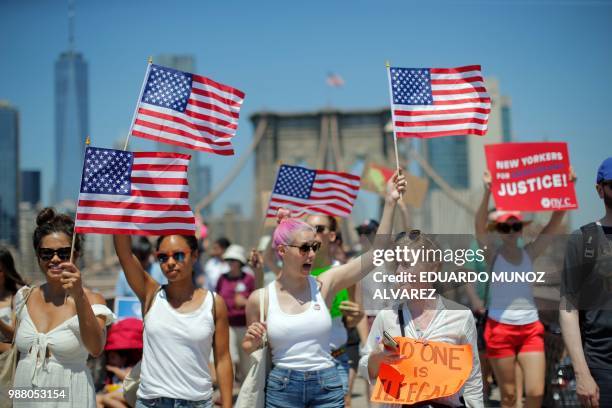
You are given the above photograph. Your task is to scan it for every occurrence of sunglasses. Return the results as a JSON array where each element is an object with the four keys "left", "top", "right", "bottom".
[
  {"left": 394, "top": 229, "right": 422, "bottom": 242},
  {"left": 156, "top": 251, "right": 187, "bottom": 264},
  {"left": 496, "top": 222, "right": 523, "bottom": 234},
  {"left": 38, "top": 247, "right": 72, "bottom": 262},
  {"left": 287, "top": 241, "right": 321, "bottom": 255}
]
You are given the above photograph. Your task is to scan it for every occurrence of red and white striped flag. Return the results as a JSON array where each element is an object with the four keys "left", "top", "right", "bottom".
[
  {"left": 75, "top": 146, "right": 196, "bottom": 235},
  {"left": 266, "top": 165, "right": 361, "bottom": 218},
  {"left": 388, "top": 65, "right": 490, "bottom": 138},
  {"left": 326, "top": 72, "right": 345, "bottom": 87},
  {"left": 130, "top": 63, "right": 245, "bottom": 155}
]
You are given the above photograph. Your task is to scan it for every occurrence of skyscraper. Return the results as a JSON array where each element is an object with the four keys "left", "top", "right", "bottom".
[
  {"left": 53, "top": 2, "right": 89, "bottom": 206},
  {"left": 21, "top": 170, "right": 41, "bottom": 207},
  {"left": 0, "top": 101, "right": 20, "bottom": 247},
  {"left": 423, "top": 77, "right": 511, "bottom": 190},
  {"left": 153, "top": 54, "right": 201, "bottom": 207}
]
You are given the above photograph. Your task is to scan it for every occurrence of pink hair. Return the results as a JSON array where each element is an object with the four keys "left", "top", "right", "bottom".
[{"left": 272, "top": 209, "right": 314, "bottom": 255}]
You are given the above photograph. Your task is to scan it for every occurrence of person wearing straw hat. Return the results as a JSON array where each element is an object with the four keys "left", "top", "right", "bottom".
[
  {"left": 242, "top": 170, "right": 406, "bottom": 408},
  {"left": 217, "top": 244, "right": 255, "bottom": 382},
  {"left": 475, "top": 170, "right": 575, "bottom": 408},
  {"left": 12, "top": 207, "right": 116, "bottom": 408}
]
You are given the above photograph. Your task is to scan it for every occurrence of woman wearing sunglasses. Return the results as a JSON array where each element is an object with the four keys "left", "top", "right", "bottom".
[
  {"left": 12, "top": 208, "right": 115, "bottom": 407},
  {"left": 474, "top": 170, "right": 574, "bottom": 408},
  {"left": 242, "top": 170, "right": 406, "bottom": 408},
  {"left": 113, "top": 232, "right": 233, "bottom": 408},
  {"left": 0, "top": 247, "right": 26, "bottom": 352},
  {"left": 359, "top": 231, "right": 484, "bottom": 407}
]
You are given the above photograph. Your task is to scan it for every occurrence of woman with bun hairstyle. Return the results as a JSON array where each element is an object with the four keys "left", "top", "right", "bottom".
[
  {"left": 12, "top": 208, "right": 116, "bottom": 407},
  {"left": 0, "top": 247, "right": 26, "bottom": 352},
  {"left": 113, "top": 232, "right": 233, "bottom": 408},
  {"left": 243, "top": 170, "right": 406, "bottom": 408}
]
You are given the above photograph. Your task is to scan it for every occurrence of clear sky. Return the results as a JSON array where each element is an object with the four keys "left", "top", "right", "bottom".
[{"left": 2, "top": 0, "right": 611, "bottom": 229}]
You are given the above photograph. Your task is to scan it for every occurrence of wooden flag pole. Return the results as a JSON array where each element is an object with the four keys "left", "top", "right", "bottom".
[
  {"left": 123, "top": 56, "right": 153, "bottom": 151},
  {"left": 69, "top": 135, "right": 91, "bottom": 264},
  {"left": 252, "top": 161, "right": 282, "bottom": 289},
  {"left": 385, "top": 61, "right": 402, "bottom": 172},
  {"left": 385, "top": 61, "right": 404, "bottom": 201}
]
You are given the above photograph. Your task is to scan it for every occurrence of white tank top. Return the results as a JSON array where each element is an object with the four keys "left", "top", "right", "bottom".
[
  {"left": 138, "top": 289, "right": 215, "bottom": 401},
  {"left": 488, "top": 250, "right": 539, "bottom": 325},
  {"left": 267, "top": 277, "right": 334, "bottom": 371}
]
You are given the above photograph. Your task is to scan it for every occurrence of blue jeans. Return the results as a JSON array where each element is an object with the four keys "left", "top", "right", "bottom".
[
  {"left": 265, "top": 365, "right": 345, "bottom": 408},
  {"left": 135, "top": 397, "right": 212, "bottom": 408},
  {"left": 335, "top": 353, "right": 350, "bottom": 394}
]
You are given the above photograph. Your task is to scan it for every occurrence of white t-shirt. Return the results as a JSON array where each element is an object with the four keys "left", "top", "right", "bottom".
[
  {"left": 488, "top": 249, "right": 539, "bottom": 325},
  {"left": 138, "top": 289, "right": 215, "bottom": 401},
  {"left": 267, "top": 277, "right": 334, "bottom": 371}
]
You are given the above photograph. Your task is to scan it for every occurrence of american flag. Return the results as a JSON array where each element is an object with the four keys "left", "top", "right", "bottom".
[
  {"left": 75, "top": 146, "right": 196, "bottom": 235},
  {"left": 266, "top": 165, "right": 361, "bottom": 218},
  {"left": 388, "top": 65, "right": 490, "bottom": 138},
  {"left": 130, "top": 64, "right": 245, "bottom": 155},
  {"left": 326, "top": 72, "right": 345, "bottom": 87}
]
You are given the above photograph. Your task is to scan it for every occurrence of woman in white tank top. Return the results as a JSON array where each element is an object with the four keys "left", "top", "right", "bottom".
[
  {"left": 0, "top": 247, "right": 26, "bottom": 348},
  {"left": 243, "top": 171, "right": 406, "bottom": 408},
  {"left": 114, "top": 234, "right": 233, "bottom": 408},
  {"left": 475, "top": 170, "right": 574, "bottom": 408}
]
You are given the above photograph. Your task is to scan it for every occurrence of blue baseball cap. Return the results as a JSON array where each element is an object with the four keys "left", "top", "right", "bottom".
[{"left": 596, "top": 157, "right": 612, "bottom": 183}]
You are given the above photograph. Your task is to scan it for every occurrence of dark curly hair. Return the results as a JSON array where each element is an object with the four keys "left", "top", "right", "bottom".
[
  {"left": 155, "top": 235, "right": 199, "bottom": 253},
  {"left": 0, "top": 247, "right": 26, "bottom": 294},
  {"left": 32, "top": 207, "right": 82, "bottom": 255}
]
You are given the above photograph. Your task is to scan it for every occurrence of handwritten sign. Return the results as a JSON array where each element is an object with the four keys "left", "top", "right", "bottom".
[
  {"left": 372, "top": 337, "right": 473, "bottom": 405},
  {"left": 485, "top": 142, "right": 577, "bottom": 211}
]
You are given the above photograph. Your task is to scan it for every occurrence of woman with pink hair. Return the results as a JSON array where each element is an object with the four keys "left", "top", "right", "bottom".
[{"left": 242, "top": 171, "right": 406, "bottom": 408}]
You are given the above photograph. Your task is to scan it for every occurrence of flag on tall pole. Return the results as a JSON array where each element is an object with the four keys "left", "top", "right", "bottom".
[
  {"left": 266, "top": 164, "right": 361, "bottom": 218},
  {"left": 326, "top": 72, "right": 345, "bottom": 87},
  {"left": 387, "top": 65, "right": 490, "bottom": 138},
  {"left": 74, "top": 146, "right": 196, "bottom": 235},
  {"left": 129, "top": 63, "right": 245, "bottom": 155}
]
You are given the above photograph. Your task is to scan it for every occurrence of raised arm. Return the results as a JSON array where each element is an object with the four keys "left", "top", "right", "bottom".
[
  {"left": 322, "top": 170, "right": 405, "bottom": 297},
  {"left": 113, "top": 235, "right": 159, "bottom": 304},
  {"left": 525, "top": 169, "right": 576, "bottom": 260},
  {"left": 475, "top": 171, "right": 492, "bottom": 248},
  {"left": 61, "top": 262, "right": 109, "bottom": 357}
]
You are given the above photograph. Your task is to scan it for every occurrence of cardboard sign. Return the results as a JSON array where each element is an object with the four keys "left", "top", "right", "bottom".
[
  {"left": 372, "top": 337, "right": 473, "bottom": 405},
  {"left": 485, "top": 142, "right": 577, "bottom": 211},
  {"left": 361, "top": 162, "right": 429, "bottom": 208}
]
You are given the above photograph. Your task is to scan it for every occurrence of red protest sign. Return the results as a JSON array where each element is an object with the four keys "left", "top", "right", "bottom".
[{"left": 484, "top": 142, "right": 577, "bottom": 211}]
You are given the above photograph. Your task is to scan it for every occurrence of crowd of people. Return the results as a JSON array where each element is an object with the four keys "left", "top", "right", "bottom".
[{"left": 0, "top": 158, "right": 610, "bottom": 408}]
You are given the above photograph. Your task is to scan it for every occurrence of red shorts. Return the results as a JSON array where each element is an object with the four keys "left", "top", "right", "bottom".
[{"left": 484, "top": 318, "right": 545, "bottom": 359}]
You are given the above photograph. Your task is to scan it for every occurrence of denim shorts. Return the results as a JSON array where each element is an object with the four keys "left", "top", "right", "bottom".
[
  {"left": 265, "top": 365, "right": 345, "bottom": 408},
  {"left": 335, "top": 353, "right": 350, "bottom": 394},
  {"left": 135, "top": 396, "right": 212, "bottom": 408}
]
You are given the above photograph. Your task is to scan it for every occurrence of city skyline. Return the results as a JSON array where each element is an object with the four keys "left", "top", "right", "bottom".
[
  {"left": 0, "top": 101, "right": 20, "bottom": 248},
  {"left": 2, "top": 1, "right": 611, "bottom": 229}
]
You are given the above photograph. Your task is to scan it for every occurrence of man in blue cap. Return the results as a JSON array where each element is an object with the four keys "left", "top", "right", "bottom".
[{"left": 560, "top": 157, "right": 612, "bottom": 408}]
